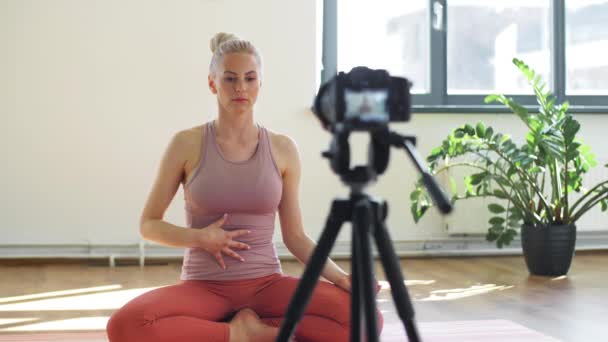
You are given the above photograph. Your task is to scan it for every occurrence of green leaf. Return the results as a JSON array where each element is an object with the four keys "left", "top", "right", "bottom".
[
  {"left": 449, "top": 177, "right": 458, "bottom": 196},
  {"left": 514, "top": 58, "right": 533, "bottom": 81},
  {"left": 563, "top": 116, "right": 580, "bottom": 144},
  {"left": 510, "top": 100, "right": 530, "bottom": 122},
  {"left": 579, "top": 144, "right": 597, "bottom": 168},
  {"left": 525, "top": 132, "right": 536, "bottom": 145},
  {"left": 485, "top": 126, "right": 494, "bottom": 139},
  {"left": 506, "top": 166, "right": 517, "bottom": 177},
  {"left": 410, "top": 188, "right": 421, "bottom": 201},
  {"left": 488, "top": 203, "right": 506, "bottom": 213},
  {"left": 509, "top": 207, "right": 523, "bottom": 220},
  {"left": 476, "top": 122, "right": 486, "bottom": 138},
  {"left": 464, "top": 176, "right": 475, "bottom": 195},
  {"left": 469, "top": 172, "right": 487, "bottom": 186},
  {"left": 411, "top": 202, "right": 420, "bottom": 222},
  {"left": 486, "top": 232, "right": 497, "bottom": 241},
  {"left": 520, "top": 157, "right": 534, "bottom": 167},
  {"left": 503, "top": 142, "right": 517, "bottom": 154},
  {"left": 411, "top": 202, "right": 429, "bottom": 223},
  {"left": 493, "top": 189, "right": 508, "bottom": 199},
  {"left": 567, "top": 148, "right": 580, "bottom": 160},
  {"left": 489, "top": 217, "right": 505, "bottom": 225},
  {"left": 442, "top": 140, "right": 451, "bottom": 156},
  {"left": 464, "top": 124, "right": 476, "bottom": 136},
  {"left": 484, "top": 94, "right": 499, "bottom": 104},
  {"left": 547, "top": 97, "right": 556, "bottom": 111},
  {"left": 486, "top": 225, "right": 504, "bottom": 242},
  {"left": 506, "top": 228, "right": 518, "bottom": 239},
  {"left": 427, "top": 146, "right": 443, "bottom": 163},
  {"left": 512, "top": 152, "right": 526, "bottom": 163},
  {"left": 528, "top": 166, "right": 544, "bottom": 174},
  {"left": 493, "top": 133, "right": 504, "bottom": 144},
  {"left": 496, "top": 229, "right": 517, "bottom": 247},
  {"left": 507, "top": 218, "right": 521, "bottom": 228}
]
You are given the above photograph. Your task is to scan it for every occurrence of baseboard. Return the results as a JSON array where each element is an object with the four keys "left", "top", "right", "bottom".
[{"left": 1, "top": 231, "right": 607, "bottom": 264}]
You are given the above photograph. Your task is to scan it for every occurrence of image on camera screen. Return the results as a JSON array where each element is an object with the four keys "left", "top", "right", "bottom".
[{"left": 344, "top": 89, "right": 389, "bottom": 120}]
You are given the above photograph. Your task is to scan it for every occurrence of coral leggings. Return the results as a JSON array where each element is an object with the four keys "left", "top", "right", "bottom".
[{"left": 106, "top": 272, "right": 383, "bottom": 342}]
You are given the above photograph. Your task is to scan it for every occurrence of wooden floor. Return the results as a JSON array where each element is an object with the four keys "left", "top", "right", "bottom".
[{"left": 0, "top": 251, "right": 607, "bottom": 341}]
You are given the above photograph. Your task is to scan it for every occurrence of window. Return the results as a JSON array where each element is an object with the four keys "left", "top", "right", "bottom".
[
  {"left": 565, "top": 0, "right": 608, "bottom": 95},
  {"left": 447, "top": 1, "right": 551, "bottom": 95},
  {"left": 337, "top": 1, "right": 430, "bottom": 93},
  {"left": 323, "top": 0, "right": 608, "bottom": 112}
]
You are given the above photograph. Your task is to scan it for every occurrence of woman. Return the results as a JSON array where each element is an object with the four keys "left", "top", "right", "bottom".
[{"left": 106, "top": 32, "right": 383, "bottom": 342}]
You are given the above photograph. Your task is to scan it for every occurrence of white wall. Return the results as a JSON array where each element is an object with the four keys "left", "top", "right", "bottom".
[{"left": 2, "top": 0, "right": 607, "bottom": 256}]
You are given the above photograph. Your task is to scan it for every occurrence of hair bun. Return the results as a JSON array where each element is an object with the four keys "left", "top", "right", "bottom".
[{"left": 210, "top": 32, "right": 239, "bottom": 54}]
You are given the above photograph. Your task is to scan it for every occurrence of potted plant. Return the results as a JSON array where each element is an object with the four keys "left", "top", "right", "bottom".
[{"left": 410, "top": 58, "right": 608, "bottom": 276}]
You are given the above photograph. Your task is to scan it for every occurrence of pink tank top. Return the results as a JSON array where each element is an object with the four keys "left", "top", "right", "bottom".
[{"left": 180, "top": 121, "right": 284, "bottom": 280}]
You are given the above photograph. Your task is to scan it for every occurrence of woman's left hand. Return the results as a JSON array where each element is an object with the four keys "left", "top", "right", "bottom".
[
  {"left": 334, "top": 274, "right": 381, "bottom": 294},
  {"left": 334, "top": 274, "right": 352, "bottom": 292}
]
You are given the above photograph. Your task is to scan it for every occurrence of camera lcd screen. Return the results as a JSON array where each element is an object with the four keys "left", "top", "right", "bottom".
[{"left": 344, "top": 89, "right": 389, "bottom": 120}]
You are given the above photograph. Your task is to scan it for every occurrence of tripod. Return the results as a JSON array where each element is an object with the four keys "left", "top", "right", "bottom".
[{"left": 276, "top": 132, "right": 452, "bottom": 342}]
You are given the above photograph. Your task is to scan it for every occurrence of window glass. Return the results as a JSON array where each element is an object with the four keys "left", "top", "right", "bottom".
[
  {"left": 338, "top": 0, "right": 429, "bottom": 93},
  {"left": 447, "top": 0, "right": 551, "bottom": 94},
  {"left": 566, "top": 0, "right": 608, "bottom": 95}
]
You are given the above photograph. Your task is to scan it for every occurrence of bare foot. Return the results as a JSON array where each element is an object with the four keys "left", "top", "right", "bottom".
[{"left": 228, "top": 308, "right": 279, "bottom": 342}]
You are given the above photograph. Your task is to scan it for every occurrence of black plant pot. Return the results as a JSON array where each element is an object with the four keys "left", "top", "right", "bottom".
[{"left": 521, "top": 224, "right": 576, "bottom": 276}]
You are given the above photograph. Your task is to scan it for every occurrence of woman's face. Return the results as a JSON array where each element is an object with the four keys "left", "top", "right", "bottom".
[{"left": 209, "top": 52, "right": 261, "bottom": 115}]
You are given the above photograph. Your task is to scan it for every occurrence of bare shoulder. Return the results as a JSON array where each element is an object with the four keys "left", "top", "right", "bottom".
[
  {"left": 180, "top": 124, "right": 205, "bottom": 144},
  {"left": 171, "top": 124, "right": 206, "bottom": 181},
  {"left": 266, "top": 129, "right": 300, "bottom": 174},
  {"left": 169, "top": 125, "right": 203, "bottom": 157}
]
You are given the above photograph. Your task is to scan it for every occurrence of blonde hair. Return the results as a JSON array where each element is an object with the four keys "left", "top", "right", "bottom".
[{"left": 209, "top": 32, "right": 263, "bottom": 78}]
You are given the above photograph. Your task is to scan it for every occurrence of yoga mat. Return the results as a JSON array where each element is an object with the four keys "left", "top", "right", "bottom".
[
  {"left": 0, "top": 319, "right": 560, "bottom": 341},
  {"left": 384, "top": 319, "right": 561, "bottom": 342}
]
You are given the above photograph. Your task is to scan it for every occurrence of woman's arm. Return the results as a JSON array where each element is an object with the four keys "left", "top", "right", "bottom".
[
  {"left": 275, "top": 135, "right": 350, "bottom": 288},
  {"left": 139, "top": 131, "right": 198, "bottom": 247}
]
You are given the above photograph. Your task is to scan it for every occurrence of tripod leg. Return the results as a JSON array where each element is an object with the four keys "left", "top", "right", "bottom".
[
  {"left": 350, "top": 221, "right": 362, "bottom": 342},
  {"left": 352, "top": 200, "right": 380, "bottom": 342},
  {"left": 373, "top": 219, "right": 421, "bottom": 342},
  {"left": 276, "top": 201, "right": 349, "bottom": 342}
]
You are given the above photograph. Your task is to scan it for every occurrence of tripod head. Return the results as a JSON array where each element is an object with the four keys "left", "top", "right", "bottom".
[{"left": 320, "top": 125, "right": 453, "bottom": 214}]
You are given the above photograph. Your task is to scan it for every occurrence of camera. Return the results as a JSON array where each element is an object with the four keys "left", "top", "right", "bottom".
[{"left": 313, "top": 66, "right": 412, "bottom": 132}]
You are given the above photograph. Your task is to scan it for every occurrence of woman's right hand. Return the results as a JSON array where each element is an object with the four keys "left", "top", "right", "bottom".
[{"left": 197, "top": 214, "right": 251, "bottom": 269}]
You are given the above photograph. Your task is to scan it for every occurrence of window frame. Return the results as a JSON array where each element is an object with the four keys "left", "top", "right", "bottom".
[{"left": 321, "top": 0, "right": 608, "bottom": 113}]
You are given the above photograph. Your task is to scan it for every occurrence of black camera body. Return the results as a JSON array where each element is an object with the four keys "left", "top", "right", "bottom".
[
  {"left": 313, "top": 66, "right": 412, "bottom": 132},
  {"left": 312, "top": 66, "right": 413, "bottom": 177}
]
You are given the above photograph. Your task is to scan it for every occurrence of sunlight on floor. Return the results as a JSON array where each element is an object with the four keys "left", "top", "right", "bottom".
[
  {"left": 378, "top": 279, "right": 435, "bottom": 291},
  {"left": 419, "top": 284, "right": 514, "bottom": 301},
  {"left": 0, "top": 286, "right": 160, "bottom": 312},
  {"left": 0, "top": 284, "right": 161, "bottom": 332},
  {"left": 0, "top": 318, "right": 38, "bottom": 326},
  {"left": 0, "top": 285, "right": 123, "bottom": 304},
  {"left": 1, "top": 317, "right": 109, "bottom": 332}
]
